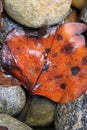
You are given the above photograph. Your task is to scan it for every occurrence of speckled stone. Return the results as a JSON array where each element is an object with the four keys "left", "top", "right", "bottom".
[
  {"left": 3, "top": 0, "right": 72, "bottom": 28},
  {"left": 80, "top": 4, "right": 87, "bottom": 23},
  {"left": 0, "top": 13, "right": 23, "bottom": 44},
  {"left": 0, "top": 114, "right": 33, "bottom": 130},
  {"left": 24, "top": 95, "right": 56, "bottom": 127},
  {"left": 0, "top": 85, "right": 26, "bottom": 116},
  {"left": 54, "top": 91, "right": 87, "bottom": 130},
  {"left": 0, "top": 101, "right": 5, "bottom": 113}
]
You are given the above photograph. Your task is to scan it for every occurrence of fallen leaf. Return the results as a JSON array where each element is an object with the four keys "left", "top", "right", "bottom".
[{"left": 0, "top": 22, "right": 87, "bottom": 103}]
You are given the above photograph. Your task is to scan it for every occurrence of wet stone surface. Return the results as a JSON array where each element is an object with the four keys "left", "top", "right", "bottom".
[
  {"left": 24, "top": 95, "right": 56, "bottom": 127},
  {"left": 3, "top": 0, "right": 72, "bottom": 28},
  {"left": 0, "top": 101, "right": 5, "bottom": 113},
  {"left": 80, "top": 4, "right": 87, "bottom": 23},
  {"left": 54, "top": 91, "right": 87, "bottom": 130},
  {"left": 0, "top": 85, "right": 26, "bottom": 116},
  {"left": 0, "top": 13, "right": 23, "bottom": 44},
  {"left": 0, "top": 114, "right": 33, "bottom": 130},
  {"left": 0, "top": 12, "right": 59, "bottom": 45}
]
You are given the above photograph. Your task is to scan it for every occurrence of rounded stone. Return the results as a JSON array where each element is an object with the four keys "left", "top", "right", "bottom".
[
  {"left": 72, "top": 0, "right": 86, "bottom": 10},
  {"left": 0, "top": 85, "right": 26, "bottom": 116},
  {"left": 0, "top": 114, "right": 33, "bottom": 130},
  {"left": 0, "top": 101, "right": 5, "bottom": 113},
  {"left": 3, "top": 0, "right": 72, "bottom": 28},
  {"left": 80, "top": 4, "right": 87, "bottom": 23},
  {"left": 24, "top": 95, "right": 56, "bottom": 127},
  {"left": 54, "top": 91, "right": 87, "bottom": 130}
]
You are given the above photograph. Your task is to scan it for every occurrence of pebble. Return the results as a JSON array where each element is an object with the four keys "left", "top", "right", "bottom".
[
  {"left": 3, "top": 0, "right": 72, "bottom": 28},
  {"left": 0, "top": 13, "right": 23, "bottom": 44},
  {"left": 0, "top": 114, "right": 33, "bottom": 130},
  {"left": 80, "top": 4, "right": 87, "bottom": 23},
  {"left": 54, "top": 91, "right": 87, "bottom": 130},
  {"left": 0, "top": 85, "right": 26, "bottom": 116},
  {"left": 0, "top": 101, "right": 5, "bottom": 113},
  {"left": 72, "top": 0, "right": 86, "bottom": 10},
  {"left": 24, "top": 95, "right": 56, "bottom": 127}
]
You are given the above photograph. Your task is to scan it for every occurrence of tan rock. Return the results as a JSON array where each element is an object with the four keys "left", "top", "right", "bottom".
[
  {"left": 3, "top": 0, "right": 72, "bottom": 28},
  {"left": 72, "top": 0, "right": 87, "bottom": 10},
  {"left": 0, "top": 114, "right": 33, "bottom": 130}
]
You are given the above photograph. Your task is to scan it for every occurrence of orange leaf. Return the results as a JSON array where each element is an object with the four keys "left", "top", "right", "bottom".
[
  {"left": 33, "top": 23, "right": 87, "bottom": 103},
  {"left": 1, "top": 29, "right": 54, "bottom": 90},
  {"left": 0, "top": 22, "right": 87, "bottom": 103}
]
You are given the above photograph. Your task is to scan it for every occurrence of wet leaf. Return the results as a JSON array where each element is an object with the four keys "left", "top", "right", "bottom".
[{"left": 0, "top": 22, "right": 87, "bottom": 103}]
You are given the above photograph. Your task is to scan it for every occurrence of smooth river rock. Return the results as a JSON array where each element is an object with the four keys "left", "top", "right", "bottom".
[
  {"left": 55, "top": 91, "right": 87, "bottom": 130},
  {"left": 0, "top": 85, "right": 26, "bottom": 116},
  {"left": 3, "top": 0, "right": 72, "bottom": 28},
  {"left": 80, "top": 4, "right": 87, "bottom": 23},
  {"left": 24, "top": 95, "right": 56, "bottom": 127},
  {"left": 0, "top": 114, "right": 33, "bottom": 130}
]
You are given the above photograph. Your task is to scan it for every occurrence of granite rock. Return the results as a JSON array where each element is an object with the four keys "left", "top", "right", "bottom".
[
  {"left": 0, "top": 12, "right": 23, "bottom": 44},
  {"left": 80, "top": 4, "right": 87, "bottom": 23},
  {"left": 0, "top": 101, "right": 5, "bottom": 113},
  {"left": 24, "top": 95, "right": 56, "bottom": 127},
  {"left": 0, "top": 85, "right": 26, "bottom": 116},
  {"left": 0, "top": 114, "right": 33, "bottom": 130},
  {"left": 3, "top": 0, "right": 72, "bottom": 28},
  {"left": 54, "top": 91, "right": 87, "bottom": 130}
]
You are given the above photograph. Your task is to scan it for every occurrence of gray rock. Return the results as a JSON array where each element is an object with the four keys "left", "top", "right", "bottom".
[
  {"left": 0, "top": 114, "right": 33, "bottom": 130},
  {"left": 80, "top": 4, "right": 87, "bottom": 23},
  {"left": 54, "top": 91, "right": 87, "bottom": 130},
  {"left": 0, "top": 13, "right": 23, "bottom": 44},
  {"left": 0, "top": 85, "right": 26, "bottom": 116},
  {"left": 17, "top": 94, "right": 31, "bottom": 122},
  {"left": 24, "top": 95, "right": 56, "bottom": 127},
  {"left": 3, "top": 0, "right": 72, "bottom": 28},
  {"left": 0, "top": 13, "right": 59, "bottom": 44},
  {"left": 0, "top": 101, "right": 5, "bottom": 113}
]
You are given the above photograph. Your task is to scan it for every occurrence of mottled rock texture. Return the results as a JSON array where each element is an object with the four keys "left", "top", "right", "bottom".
[
  {"left": 0, "top": 114, "right": 33, "bottom": 130},
  {"left": 24, "top": 95, "right": 56, "bottom": 127},
  {"left": 80, "top": 4, "right": 87, "bottom": 23},
  {"left": 3, "top": 0, "right": 72, "bottom": 28},
  {"left": 0, "top": 85, "right": 26, "bottom": 116},
  {"left": 55, "top": 91, "right": 87, "bottom": 130}
]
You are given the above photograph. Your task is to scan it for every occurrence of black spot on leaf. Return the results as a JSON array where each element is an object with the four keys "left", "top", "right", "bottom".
[
  {"left": 61, "top": 44, "right": 74, "bottom": 55},
  {"left": 71, "top": 66, "right": 80, "bottom": 76},
  {"left": 45, "top": 48, "right": 51, "bottom": 54},
  {"left": 60, "top": 83, "right": 66, "bottom": 89}
]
